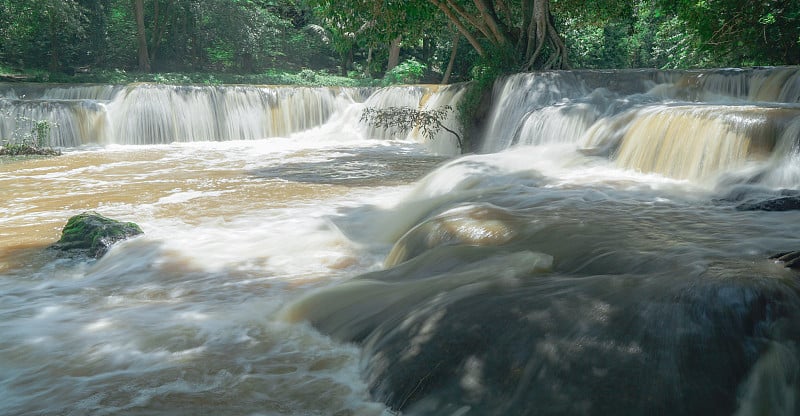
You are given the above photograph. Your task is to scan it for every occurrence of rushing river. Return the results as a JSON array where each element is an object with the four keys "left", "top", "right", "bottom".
[{"left": 2, "top": 67, "right": 800, "bottom": 415}]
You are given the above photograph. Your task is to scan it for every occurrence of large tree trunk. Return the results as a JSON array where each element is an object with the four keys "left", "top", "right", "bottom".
[
  {"left": 148, "top": 0, "right": 173, "bottom": 69},
  {"left": 521, "top": 0, "right": 569, "bottom": 70},
  {"left": 387, "top": 36, "right": 402, "bottom": 71},
  {"left": 429, "top": 0, "right": 569, "bottom": 71},
  {"left": 134, "top": 0, "right": 150, "bottom": 72},
  {"left": 148, "top": 0, "right": 160, "bottom": 67}
]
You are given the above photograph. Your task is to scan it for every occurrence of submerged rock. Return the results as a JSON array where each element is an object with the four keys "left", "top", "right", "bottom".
[
  {"left": 736, "top": 196, "right": 800, "bottom": 211},
  {"left": 53, "top": 211, "right": 143, "bottom": 258}
]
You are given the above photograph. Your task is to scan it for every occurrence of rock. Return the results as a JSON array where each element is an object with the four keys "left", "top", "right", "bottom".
[
  {"left": 385, "top": 204, "right": 522, "bottom": 267},
  {"left": 736, "top": 196, "right": 800, "bottom": 211},
  {"left": 53, "top": 211, "right": 143, "bottom": 258},
  {"left": 770, "top": 251, "right": 800, "bottom": 269}
]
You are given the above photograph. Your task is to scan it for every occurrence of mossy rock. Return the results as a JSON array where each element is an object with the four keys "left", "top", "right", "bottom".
[{"left": 54, "top": 211, "right": 143, "bottom": 258}]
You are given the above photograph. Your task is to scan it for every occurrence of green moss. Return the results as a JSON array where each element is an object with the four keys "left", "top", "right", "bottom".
[{"left": 55, "top": 212, "right": 143, "bottom": 258}]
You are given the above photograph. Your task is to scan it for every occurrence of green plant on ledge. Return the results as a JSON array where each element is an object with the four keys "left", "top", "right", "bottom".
[{"left": 1, "top": 119, "right": 62, "bottom": 157}]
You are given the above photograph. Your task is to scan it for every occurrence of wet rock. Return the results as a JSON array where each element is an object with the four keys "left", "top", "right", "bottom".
[
  {"left": 770, "top": 251, "right": 800, "bottom": 269},
  {"left": 715, "top": 186, "right": 800, "bottom": 211},
  {"left": 53, "top": 211, "right": 143, "bottom": 258},
  {"left": 736, "top": 196, "right": 800, "bottom": 211},
  {"left": 290, "top": 250, "right": 800, "bottom": 415},
  {"left": 385, "top": 204, "right": 522, "bottom": 267}
]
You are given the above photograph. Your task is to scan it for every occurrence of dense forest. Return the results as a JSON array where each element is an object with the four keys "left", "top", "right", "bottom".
[{"left": 0, "top": 0, "right": 798, "bottom": 84}]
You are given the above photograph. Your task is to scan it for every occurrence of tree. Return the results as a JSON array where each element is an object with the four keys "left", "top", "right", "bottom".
[
  {"left": 0, "top": 0, "right": 89, "bottom": 72},
  {"left": 134, "top": 0, "right": 150, "bottom": 72},
  {"left": 307, "top": 0, "right": 441, "bottom": 76},
  {"left": 658, "top": 0, "right": 800, "bottom": 66},
  {"left": 427, "top": 0, "right": 566, "bottom": 70}
]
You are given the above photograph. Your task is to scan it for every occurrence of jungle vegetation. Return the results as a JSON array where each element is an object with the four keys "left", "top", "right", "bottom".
[{"left": 0, "top": 0, "right": 797, "bottom": 85}]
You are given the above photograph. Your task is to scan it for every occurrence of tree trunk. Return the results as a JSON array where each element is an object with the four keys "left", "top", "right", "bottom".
[
  {"left": 340, "top": 47, "right": 354, "bottom": 76},
  {"left": 134, "top": 0, "right": 150, "bottom": 72},
  {"left": 149, "top": 0, "right": 159, "bottom": 67},
  {"left": 366, "top": 47, "right": 373, "bottom": 77},
  {"left": 523, "top": 0, "right": 569, "bottom": 70},
  {"left": 429, "top": 0, "right": 485, "bottom": 56},
  {"left": 442, "top": 31, "right": 460, "bottom": 84},
  {"left": 430, "top": 0, "right": 569, "bottom": 71},
  {"left": 387, "top": 36, "right": 402, "bottom": 71}
]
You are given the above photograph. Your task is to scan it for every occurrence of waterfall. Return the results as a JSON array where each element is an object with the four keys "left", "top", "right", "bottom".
[
  {"left": 1, "top": 83, "right": 361, "bottom": 146},
  {"left": 108, "top": 84, "right": 350, "bottom": 144},
  {"left": 660, "top": 66, "right": 800, "bottom": 103},
  {"left": 610, "top": 105, "right": 790, "bottom": 181},
  {"left": 410, "top": 83, "right": 467, "bottom": 155},
  {"left": 0, "top": 83, "right": 460, "bottom": 148},
  {"left": 480, "top": 72, "right": 590, "bottom": 152},
  {"left": 758, "top": 118, "right": 800, "bottom": 187},
  {"left": 359, "top": 85, "right": 427, "bottom": 141},
  {"left": 2, "top": 67, "right": 799, "bottom": 182},
  {"left": 478, "top": 67, "right": 800, "bottom": 185}
]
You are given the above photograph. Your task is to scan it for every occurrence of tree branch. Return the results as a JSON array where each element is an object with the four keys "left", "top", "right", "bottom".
[
  {"left": 360, "top": 106, "right": 463, "bottom": 149},
  {"left": 444, "top": 0, "right": 494, "bottom": 41},
  {"left": 429, "top": 0, "right": 486, "bottom": 56},
  {"left": 473, "top": 0, "right": 506, "bottom": 45}
]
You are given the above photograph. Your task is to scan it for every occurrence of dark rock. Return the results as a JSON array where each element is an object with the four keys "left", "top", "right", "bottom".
[
  {"left": 289, "top": 250, "right": 800, "bottom": 415},
  {"left": 53, "top": 211, "right": 143, "bottom": 258},
  {"left": 736, "top": 196, "right": 800, "bottom": 211},
  {"left": 770, "top": 251, "right": 800, "bottom": 269}
]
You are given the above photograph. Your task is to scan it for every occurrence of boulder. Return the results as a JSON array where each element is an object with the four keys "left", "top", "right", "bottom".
[
  {"left": 53, "top": 211, "right": 143, "bottom": 258},
  {"left": 385, "top": 204, "right": 522, "bottom": 267}
]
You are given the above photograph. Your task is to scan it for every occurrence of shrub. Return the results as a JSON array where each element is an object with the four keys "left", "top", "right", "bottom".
[{"left": 383, "top": 58, "right": 427, "bottom": 85}]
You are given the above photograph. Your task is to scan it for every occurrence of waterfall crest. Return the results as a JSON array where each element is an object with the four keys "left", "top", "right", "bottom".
[
  {"left": 0, "top": 83, "right": 457, "bottom": 147},
  {"left": 479, "top": 67, "right": 800, "bottom": 185}
]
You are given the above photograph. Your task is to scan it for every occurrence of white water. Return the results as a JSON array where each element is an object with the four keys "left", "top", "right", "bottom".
[
  {"left": 3, "top": 67, "right": 800, "bottom": 415},
  {"left": 0, "top": 137, "right": 447, "bottom": 416}
]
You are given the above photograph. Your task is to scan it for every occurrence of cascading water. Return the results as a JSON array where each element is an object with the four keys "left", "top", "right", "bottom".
[
  {"left": 1, "top": 83, "right": 384, "bottom": 146},
  {"left": 3, "top": 67, "right": 800, "bottom": 416}
]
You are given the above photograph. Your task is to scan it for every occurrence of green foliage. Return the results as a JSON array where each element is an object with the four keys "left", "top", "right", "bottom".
[
  {"left": 452, "top": 47, "right": 516, "bottom": 150},
  {"left": 655, "top": 0, "right": 800, "bottom": 65},
  {"left": 2, "top": 0, "right": 798, "bottom": 83},
  {"left": 0, "top": 0, "right": 339, "bottom": 74},
  {"left": 307, "top": 0, "right": 442, "bottom": 76},
  {"left": 299, "top": 68, "right": 317, "bottom": 83},
  {"left": 383, "top": 59, "right": 426, "bottom": 84},
  {"left": 560, "top": 0, "right": 725, "bottom": 69},
  {"left": 0, "top": 0, "right": 89, "bottom": 71},
  {"left": 46, "top": 68, "right": 376, "bottom": 86}
]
